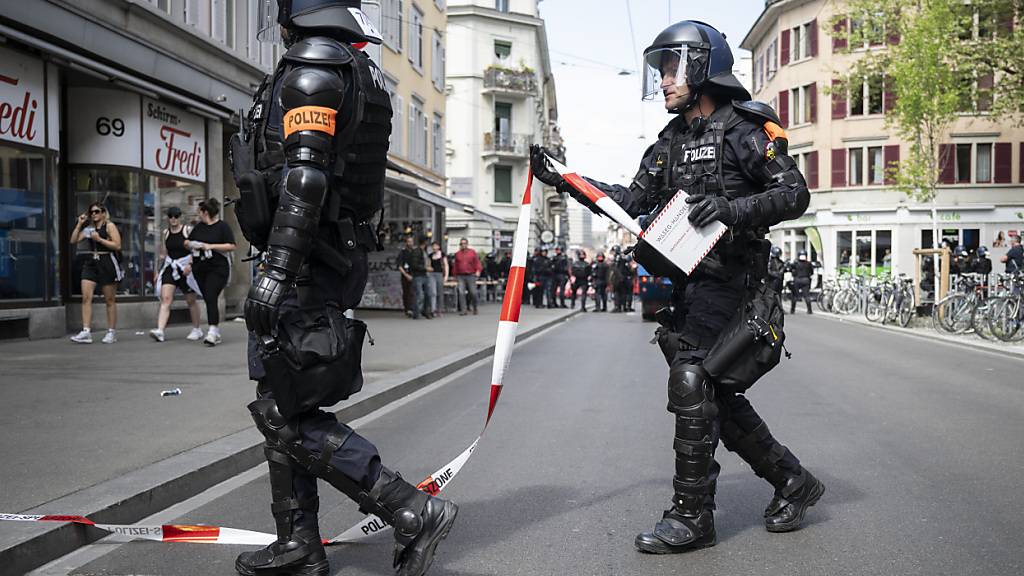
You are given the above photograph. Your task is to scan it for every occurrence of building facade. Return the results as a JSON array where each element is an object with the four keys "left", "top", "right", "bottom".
[
  {"left": 444, "top": 0, "right": 565, "bottom": 254},
  {"left": 0, "top": 0, "right": 277, "bottom": 340},
  {"left": 741, "top": 0, "right": 1024, "bottom": 278}
]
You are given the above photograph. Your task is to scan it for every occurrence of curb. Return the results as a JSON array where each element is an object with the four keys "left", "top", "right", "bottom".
[
  {"left": 0, "top": 310, "right": 579, "bottom": 576},
  {"left": 813, "top": 311, "right": 1024, "bottom": 360}
]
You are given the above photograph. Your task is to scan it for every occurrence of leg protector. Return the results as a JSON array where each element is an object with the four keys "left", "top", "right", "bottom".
[
  {"left": 666, "top": 363, "right": 719, "bottom": 517},
  {"left": 235, "top": 447, "right": 327, "bottom": 576}
]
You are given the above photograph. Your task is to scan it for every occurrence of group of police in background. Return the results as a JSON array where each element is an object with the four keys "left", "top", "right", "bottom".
[
  {"left": 524, "top": 245, "right": 635, "bottom": 313},
  {"left": 767, "top": 247, "right": 818, "bottom": 315}
]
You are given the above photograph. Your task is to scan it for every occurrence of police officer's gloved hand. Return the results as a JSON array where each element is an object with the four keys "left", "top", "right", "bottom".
[
  {"left": 685, "top": 194, "right": 739, "bottom": 228},
  {"left": 529, "top": 144, "right": 564, "bottom": 187},
  {"left": 244, "top": 270, "right": 290, "bottom": 344}
]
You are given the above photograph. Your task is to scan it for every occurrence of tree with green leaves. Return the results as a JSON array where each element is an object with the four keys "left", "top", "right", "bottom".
[{"left": 830, "top": 0, "right": 1021, "bottom": 248}]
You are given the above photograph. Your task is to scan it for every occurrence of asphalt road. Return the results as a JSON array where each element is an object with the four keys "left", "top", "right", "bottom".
[{"left": 33, "top": 311, "right": 1024, "bottom": 576}]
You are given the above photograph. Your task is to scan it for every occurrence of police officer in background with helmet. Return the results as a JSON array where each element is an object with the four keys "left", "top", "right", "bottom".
[
  {"left": 789, "top": 250, "right": 814, "bottom": 314},
  {"left": 767, "top": 246, "right": 786, "bottom": 294},
  {"left": 532, "top": 20, "right": 822, "bottom": 553},
  {"left": 230, "top": 2, "right": 456, "bottom": 575}
]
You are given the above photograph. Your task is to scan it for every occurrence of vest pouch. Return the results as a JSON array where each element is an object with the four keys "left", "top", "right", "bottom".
[
  {"left": 261, "top": 306, "right": 367, "bottom": 418},
  {"left": 702, "top": 283, "right": 786, "bottom": 395},
  {"left": 234, "top": 170, "right": 273, "bottom": 250}
]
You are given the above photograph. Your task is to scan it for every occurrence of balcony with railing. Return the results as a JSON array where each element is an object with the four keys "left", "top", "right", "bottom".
[
  {"left": 483, "top": 66, "right": 538, "bottom": 97},
  {"left": 482, "top": 131, "right": 533, "bottom": 158}
]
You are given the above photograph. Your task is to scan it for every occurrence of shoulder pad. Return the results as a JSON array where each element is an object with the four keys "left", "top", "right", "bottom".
[
  {"left": 284, "top": 36, "right": 355, "bottom": 66},
  {"left": 732, "top": 100, "right": 783, "bottom": 126}
]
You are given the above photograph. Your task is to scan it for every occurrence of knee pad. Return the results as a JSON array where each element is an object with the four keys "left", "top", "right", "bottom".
[
  {"left": 249, "top": 398, "right": 290, "bottom": 440},
  {"left": 667, "top": 364, "right": 716, "bottom": 414}
]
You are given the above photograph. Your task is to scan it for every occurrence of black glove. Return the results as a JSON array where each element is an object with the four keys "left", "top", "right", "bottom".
[
  {"left": 685, "top": 194, "right": 739, "bottom": 228},
  {"left": 529, "top": 144, "right": 565, "bottom": 187},
  {"left": 244, "top": 270, "right": 290, "bottom": 342}
]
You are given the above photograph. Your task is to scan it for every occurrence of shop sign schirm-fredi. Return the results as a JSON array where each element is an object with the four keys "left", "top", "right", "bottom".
[
  {"left": 0, "top": 46, "right": 45, "bottom": 148},
  {"left": 143, "top": 98, "right": 206, "bottom": 182}
]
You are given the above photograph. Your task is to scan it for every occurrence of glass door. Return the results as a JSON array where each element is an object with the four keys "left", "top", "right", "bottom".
[{"left": 0, "top": 144, "right": 52, "bottom": 303}]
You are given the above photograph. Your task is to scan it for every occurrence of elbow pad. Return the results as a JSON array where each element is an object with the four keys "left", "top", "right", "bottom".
[{"left": 265, "top": 166, "right": 328, "bottom": 277}]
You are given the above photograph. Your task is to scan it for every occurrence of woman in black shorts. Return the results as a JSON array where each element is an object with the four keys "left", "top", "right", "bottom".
[
  {"left": 150, "top": 206, "right": 203, "bottom": 342},
  {"left": 185, "top": 198, "right": 236, "bottom": 346},
  {"left": 69, "top": 202, "right": 123, "bottom": 344}
]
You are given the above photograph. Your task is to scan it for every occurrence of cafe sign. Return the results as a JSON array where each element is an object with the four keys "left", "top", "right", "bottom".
[
  {"left": 143, "top": 98, "right": 206, "bottom": 182},
  {"left": 0, "top": 45, "right": 45, "bottom": 148}
]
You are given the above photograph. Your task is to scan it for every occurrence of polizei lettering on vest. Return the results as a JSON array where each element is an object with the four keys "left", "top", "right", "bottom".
[{"left": 682, "top": 146, "right": 715, "bottom": 163}]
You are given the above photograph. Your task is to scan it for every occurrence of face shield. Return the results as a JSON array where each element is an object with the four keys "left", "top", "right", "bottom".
[
  {"left": 641, "top": 44, "right": 709, "bottom": 101},
  {"left": 257, "top": 0, "right": 283, "bottom": 44}
]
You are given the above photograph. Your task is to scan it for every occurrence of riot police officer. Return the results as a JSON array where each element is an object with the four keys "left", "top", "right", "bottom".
[
  {"left": 973, "top": 246, "right": 992, "bottom": 276},
  {"left": 570, "top": 250, "right": 591, "bottom": 311},
  {"left": 789, "top": 251, "right": 814, "bottom": 314},
  {"left": 591, "top": 253, "right": 609, "bottom": 312},
  {"left": 767, "top": 246, "right": 785, "bottom": 294},
  {"left": 551, "top": 246, "right": 569, "bottom": 308},
  {"left": 531, "top": 20, "right": 821, "bottom": 553},
  {"left": 231, "top": 2, "right": 456, "bottom": 575}
]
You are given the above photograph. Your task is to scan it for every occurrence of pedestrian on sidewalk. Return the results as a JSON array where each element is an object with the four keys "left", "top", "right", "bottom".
[
  {"left": 1002, "top": 235, "right": 1022, "bottom": 273},
  {"left": 398, "top": 235, "right": 432, "bottom": 319},
  {"left": 397, "top": 233, "right": 416, "bottom": 317},
  {"left": 69, "top": 202, "right": 123, "bottom": 344},
  {"left": 150, "top": 207, "right": 203, "bottom": 342},
  {"left": 186, "top": 198, "right": 236, "bottom": 346},
  {"left": 429, "top": 241, "right": 449, "bottom": 314},
  {"left": 453, "top": 238, "right": 482, "bottom": 315},
  {"left": 236, "top": 4, "right": 457, "bottom": 575}
]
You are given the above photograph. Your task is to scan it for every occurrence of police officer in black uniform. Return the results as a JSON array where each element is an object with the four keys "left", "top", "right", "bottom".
[
  {"left": 531, "top": 20, "right": 822, "bottom": 553},
  {"left": 230, "top": 2, "right": 456, "bottom": 575},
  {"left": 570, "top": 250, "right": 591, "bottom": 311},
  {"left": 534, "top": 248, "right": 553, "bottom": 308},
  {"left": 551, "top": 246, "right": 569, "bottom": 308},
  {"left": 767, "top": 246, "right": 785, "bottom": 294},
  {"left": 591, "top": 253, "right": 609, "bottom": 312},
  {"left": 789, "top": 251, "right": 814, "bottom": 314},
  {"left": 974, "top": 246, "right": 992, "bottom": 275}
]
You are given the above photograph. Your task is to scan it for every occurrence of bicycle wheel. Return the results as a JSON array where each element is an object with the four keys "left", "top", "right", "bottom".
[
  {"left": 834, "top": 289, "right": 858, "bottom": 315},
  {"left": 989, "top": 297, "right": 1022, "bottom": 342},
  {"left": 897, "top": 287, "right": 915, "bottom": 328},
  {"left": 949, "top": 296, "right": 976, "bottom": 334},
  {"left": 933, "top": 295, "right": 965, "bottom": 333},
  {"left": 865, "top": 290, "right": 884, "bottom": 322},
  {"left": 972, "top": 302, "right": 994, "bottom": 340}
]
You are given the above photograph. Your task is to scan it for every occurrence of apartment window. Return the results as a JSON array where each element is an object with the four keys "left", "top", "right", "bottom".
[
  {"left": 495, "top": 102, "right": 512, "bottom": 148},
  {"left": 788, "top": 83, "right": 816, "bottom": 125},
  {"left": 976, "top": 143, "right": 993, "bottom": 183},
  {"left": 766, "top": 39, "right": 778, "bottom": 78},
  {"left": 382, "top": 0, "right": 404, "bottom": 52},
  {"left": 956, "top": 143, "right": 972, "bottom": 183},
  {"left": 754, "top": 55, "right": 763, "bottom": 93},
  {"left": 868, "top": 146, "right": 884, "bottom": 185},
  {"left": 791, "top": 24, "right": 805, "bottom": 60},
  {"left": 408, "top": 97, "right": 427, "bottom": 166},
  {"left": 790, "top": 87, "right": 802, "bottom": 124},
  {"left": 848, "top": 148, "right": 864, "bottom": 186},
  {"left": 385, "top": 75, "right": 403, "bottom": 156},
  {"left": 432, "top": 114, "right": 444, "bottom": 173},
  {"left": 496, "top": 0, "right": 510, "bottom": 13},
  {"left": 247, "top": 0, "right": 259, "bottom": 60},
  {"left": 431, "top": 31, "right": 445, "bottom": 91},
  {"left": 150, "top": 0, "right": 171, "bottom": 13},
  {"left": 848, "top": 76, "right": 884, "bottom": 116},
  {"left": 212, "top": 0, "right": 235, "bottom": 48},
  {"left": 495, "top": 40, "right": 512, "bottom": 60},
  {"left": 494, "top": 166, "right": 512, "bottom": 203},
  {"left": 184, "top": 0, "right": 199, "bottom": 27},
  {"left": 409, "top": 4, "right": 424, "bottom": 71}
]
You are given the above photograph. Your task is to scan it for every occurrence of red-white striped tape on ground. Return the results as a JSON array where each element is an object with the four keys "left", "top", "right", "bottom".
[{"left": 0, "top": 173, "right": 537, "bottom": 548}]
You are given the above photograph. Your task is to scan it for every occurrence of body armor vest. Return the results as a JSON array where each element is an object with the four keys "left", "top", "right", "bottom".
[{"left": 248, "top": 41, "right": 392, "bottom": 222}]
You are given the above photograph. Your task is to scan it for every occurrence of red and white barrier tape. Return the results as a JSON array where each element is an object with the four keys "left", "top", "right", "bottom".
[
  {"left": 0, "top": 173, "right": 536, "bottom": 548},
  {"left": 546, "top": 154, "right": 643, "bottom": 236}
]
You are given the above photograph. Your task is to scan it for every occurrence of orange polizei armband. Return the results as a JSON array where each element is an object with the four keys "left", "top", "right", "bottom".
[
  {"left": 762, "top": 121, "right": 787, "bottom": 142},
  {"left": 283, "top": 106, "right": 337, "bottom": 139}
]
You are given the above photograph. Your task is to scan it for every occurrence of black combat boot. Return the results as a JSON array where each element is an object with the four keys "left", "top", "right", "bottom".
[
  {"left": 635, "top": 365, "right": 717, "bottom": 554},
  {"left": 369, "top": 467, "right": 458, "bottom": 576},
  {"left": 764, "top": 468, "right": 825, "bottom": 533},
  {"left": 236, "top": 449, "right": 328, "bottom": 576}
]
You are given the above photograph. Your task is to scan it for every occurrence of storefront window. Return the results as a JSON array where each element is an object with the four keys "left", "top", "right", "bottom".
[
  {"left": 144, "top": 175, "right": 205, "bottom": 295},
  {"left": 837, "top": 231, "right": 852, "bottom": 274},
  {"left": 0, "top": 145, "right": 54, "bottom": 302},
  {"left": 69, "top": 168, "right": 142, "bottom": 296},
  {"left": 876, "top": 230, "right": 892, "bottom": 272},
  {"left": 855, "top": 230, "right": 872, "bottom": 275}
]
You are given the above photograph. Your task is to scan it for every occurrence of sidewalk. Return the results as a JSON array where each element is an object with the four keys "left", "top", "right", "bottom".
[
  {"left": 812, "top": 309, "right": 1024, "bottom": 358},
  {"left": 0, "top": 304, "right": 576, "bottom": 515}
]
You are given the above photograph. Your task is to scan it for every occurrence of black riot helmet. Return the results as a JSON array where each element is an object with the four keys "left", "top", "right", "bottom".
[
  {"left": 771, "top": 246, "right": 782, "bottom": 258},
  {"left": 642, "top": 20, "right": 750, "bottom": 112},
  {"left": 258, "top": 0, "right": 383, "bottom": 45}
]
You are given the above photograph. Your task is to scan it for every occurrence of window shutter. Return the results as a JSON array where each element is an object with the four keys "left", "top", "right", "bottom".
[
  {"left": 938, "top": 144, "right": 955, "bottom": 184},
  {"left": 883, "top": 81, "right": 896, "bottom": 114},
  {"left": 884, "top": 145, "right": 899, "bottom": 185},
  {"left": 831, "top": 148, "right": 846, "bottom": 188},
  {"left": 809, "top": 19, "right": 819, "bottom": 57},
  {"left": 806, "top": 150, "right": 819, "bottom": 189},
  {"left": 780, "top": 29, "right": 791, "bottom": 65},
  {"left": 778, "top": 90, "right": 789, "bottom": 127},
  {"left": 887, "top": 29, "right": 901, "bottom": 44},
  {"left": 998, "top": 9, "right": 1015, "bottom": 36},
  {"left": 833, "top": 18, "right": 848, "bottom": 50},
  {"left": 808, "top": 82, "right": 817, "bottom": 123},
  {"left": 994, "top": 142, "right": 1012, "bottom": 183},
  {"left": 831, "top": 79, "right": 847, "bottom": 119},
  {"left": 1021, "top": 143, "right": 1024, "bottom": 183}
]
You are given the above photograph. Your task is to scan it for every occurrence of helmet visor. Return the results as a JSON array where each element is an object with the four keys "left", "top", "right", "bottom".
[
  {"left": 257, "top": 0, "right": 282, "bottom": 44},
  {"left": 641, "top": 45, "right": 709, "bottom": 101}
]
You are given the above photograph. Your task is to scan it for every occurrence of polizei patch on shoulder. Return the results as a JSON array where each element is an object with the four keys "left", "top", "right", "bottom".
[{"left": 283, "top": 106, "right": 337, "bottom": 139}]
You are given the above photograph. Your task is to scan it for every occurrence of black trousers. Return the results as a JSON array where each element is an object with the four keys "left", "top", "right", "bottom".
[
  {"left": 570, "top": 280, "right": 588, "bottom": 309},
  {"left": 791, "top": 278, "right": 812, "bottom": 313},
  {"left": 551, "top": 274, "right": 567, "bottom": 306},
  {"left": 247, "top": 250, "right": 383, "bottom": 513},
  {"left": 194, "top": 262, "right": 229, "bottom": 324},
  {"left": 593, "top": 284, "right": 607, "bottom": 310}
]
